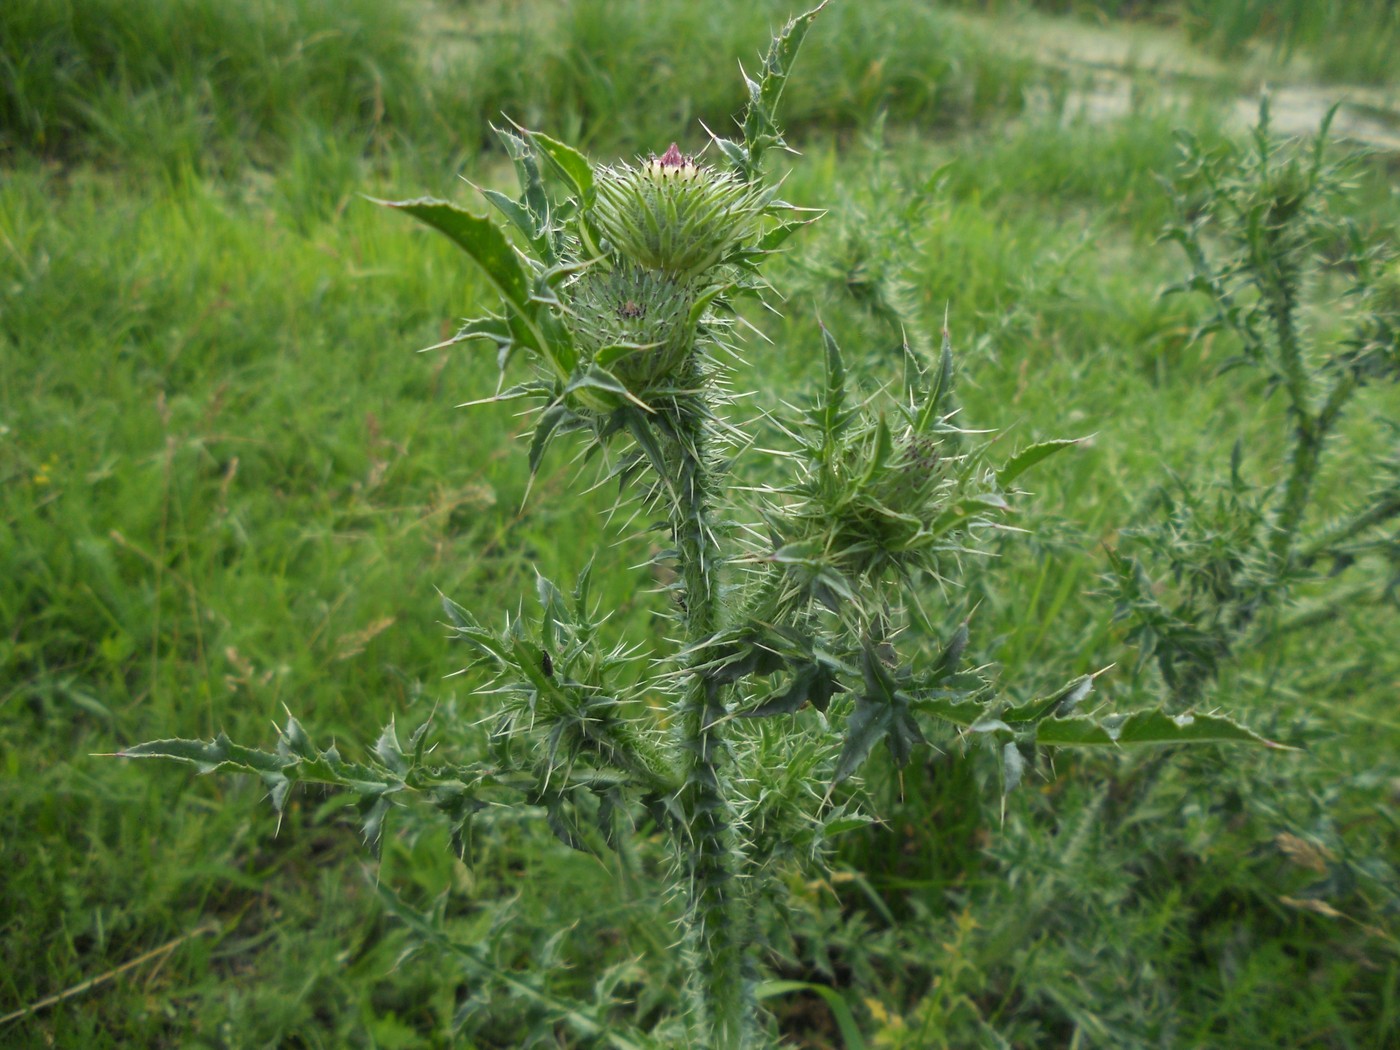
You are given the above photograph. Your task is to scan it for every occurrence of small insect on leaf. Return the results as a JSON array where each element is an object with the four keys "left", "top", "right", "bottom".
[{"left": 541, "top": 651, "right": 554, "bottom": 678}]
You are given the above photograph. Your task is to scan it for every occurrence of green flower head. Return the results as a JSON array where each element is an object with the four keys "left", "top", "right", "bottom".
[{"left": 590, "top": 144, "right": 767, "bottom": 280}]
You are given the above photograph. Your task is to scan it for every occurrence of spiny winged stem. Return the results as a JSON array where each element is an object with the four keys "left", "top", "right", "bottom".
[
  {"left": 667, "top": 399, "right": 754, "bottom": 1049},
  {"left": 1267, "top": 135, "right": 1378, "bottom": 580},
  {"left": 1239, "top": 104, "right": 1373, "bottom": 579},
  {"left": 1252, "top": 161, "right": 1330, "bottom": 574}
]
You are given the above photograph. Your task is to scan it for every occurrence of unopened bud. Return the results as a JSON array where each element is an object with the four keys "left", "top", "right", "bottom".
[
  {"left": 568, "top": 266, "right": 696, "bottom": 390},
  {"left": 592, "top": 145, "right": 766, "bottom": 279}
]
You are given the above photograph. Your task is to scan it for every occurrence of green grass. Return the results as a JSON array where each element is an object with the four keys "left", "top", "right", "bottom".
[
  {"left": 0, "top": 0, "right": 424, "bottom": 174},
  {"left": 1, "top": 0, "right": 1043, "bottom": 178},
  {"left": 3, "top": 1, "right": 1398, "bottom": 1047}
]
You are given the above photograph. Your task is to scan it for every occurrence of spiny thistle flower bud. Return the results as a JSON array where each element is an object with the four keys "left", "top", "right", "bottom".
[
  {"left": 785, "top": 424, "right": 954, "bottom": 585},
  {"left": 568, "top": 265, "right": 696, "bottom": 388},
  {"left": 590, "top": 144, "right": 767, "bottom": 280},
  {"left": 838, "top": 429, "right": 951, "bottom": 566},
  {"left": 874, "top": 432, "right": 945, "bottom": 512}
]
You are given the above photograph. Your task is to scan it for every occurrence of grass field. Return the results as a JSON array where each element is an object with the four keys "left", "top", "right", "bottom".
[{"left": 3, "top": 1, "right": 1399, "bottom": 1046}]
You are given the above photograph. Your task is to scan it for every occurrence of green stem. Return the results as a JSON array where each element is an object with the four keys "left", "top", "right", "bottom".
[
  {"left": 1259, "top": 582, "right": 1388, "bottom": 638},
  {"left": 1269, "top": 370, "right": 1357, "bottom": 571},
  {"left": 667, "top": 399, "right": 754, "bottom": 1049},
  {"left": 1298, "top": 487, "right": 1400, "bottom": 567},
  {"left": 535, "top": 680, "right": 681, "bottom": 794}
]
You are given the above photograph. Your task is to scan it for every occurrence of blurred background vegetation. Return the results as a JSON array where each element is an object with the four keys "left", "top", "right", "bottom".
[{"left": 2, "top": 0, "right": 1397, "bottom": 1046}]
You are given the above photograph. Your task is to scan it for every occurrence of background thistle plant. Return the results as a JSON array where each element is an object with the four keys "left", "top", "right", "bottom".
[
  {"left": 1112, "top": 99, "right": 1400, "bottom": 711},
  {"left": 111, "top": 6, "right": 1292, "bottom": 1046}
]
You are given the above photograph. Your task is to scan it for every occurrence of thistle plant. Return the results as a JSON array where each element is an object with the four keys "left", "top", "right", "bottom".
[
  {"left": 1111, "top": 100, "right": 1400, "bottom": 710},
  {"left": 117, "top": 9, "right": 1286, "bottom": 1046}
]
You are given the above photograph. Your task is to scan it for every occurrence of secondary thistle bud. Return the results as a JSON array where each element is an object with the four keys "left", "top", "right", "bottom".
[
  {"left": 568, "top": 266, "right": 696, "bottom": 389},
  {"left": 590, "top": 144, "right": 767, "bottom": 280}
]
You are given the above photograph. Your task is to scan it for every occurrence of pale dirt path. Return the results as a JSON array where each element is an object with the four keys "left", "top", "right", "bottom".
[{"left": 967, "top": 7, "right": 1400, "bottom": 151}]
